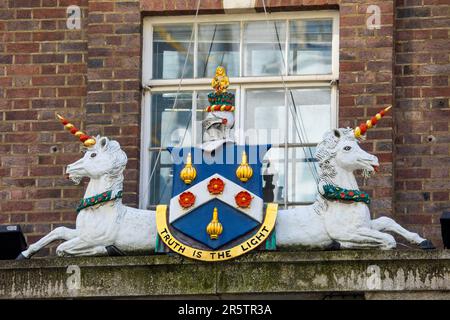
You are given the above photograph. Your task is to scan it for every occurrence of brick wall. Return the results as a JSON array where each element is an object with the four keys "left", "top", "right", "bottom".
[
  {"left": 0, "top": 0, "right": 89, "bottom": 255},
  {"left": 0, "top": 0, "right": 447, "bottom": 253},
  {"left": 140, "top": 0, "right": 396, "bottom": 220},
  {"left": 394, "top": 0, "right": 450, "bottom": 246},
  {"left": 337, "top": 1, "right": 395, "bottom": 223},
  {"left": 85, "top": 0, "right": 141, "bottom": 206}
]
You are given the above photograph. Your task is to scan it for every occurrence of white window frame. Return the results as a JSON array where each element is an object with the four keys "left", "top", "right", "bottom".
[{"left": 140, "top": 11, "right": 339, "bottom": 209}]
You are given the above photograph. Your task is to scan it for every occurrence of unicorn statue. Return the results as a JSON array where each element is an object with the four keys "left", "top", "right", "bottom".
[
  {"left": 276, "top": 107, "right": 434, "bottom": 250},
  {"left": 17, "top": 115, "right": 158, "bottom": 259},
  {"left": 17, "top": 107, "right": 434, "bottom": 259}
]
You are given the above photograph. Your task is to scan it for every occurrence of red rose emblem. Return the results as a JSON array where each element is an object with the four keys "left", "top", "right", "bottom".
[
  {"left": 348, "top": 191, "right": 354, "bottom": 196},
  {"left": 178, "top": 191, "right": 195, "bottom": 209},
  {"left": 207, "top": 178, "right": 225, "bottom": 194},
  {"left": 235, "top": 191, "right": 252, "bottom": 208},
  {"left": 340, "top": 192, "right": 346, "bottom": 198}
]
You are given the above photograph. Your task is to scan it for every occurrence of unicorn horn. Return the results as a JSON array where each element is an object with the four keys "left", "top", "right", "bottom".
[
  {"left": 56, "top": 114, "right": 96, "bottom": 147},
  {"left": 354, "top": 106, "right": 392, "bottom": 139}
]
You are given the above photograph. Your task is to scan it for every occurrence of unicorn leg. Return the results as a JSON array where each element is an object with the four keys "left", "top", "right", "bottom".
[
  {"left": 56, "top": 237, "right": 108, "bottom": 257},
  {"left": 18, "top": 227, "right": 78, "bottom": 259},
  {"left": 338, "top": 241, "right": 390, "bottom": 249},
  {"left": 370, "top": 217, "right": 425, "bottom": 244},
  {"left": 329, "top": 227, "right": 396, "bottom": 250},
  {"left": 370, "top": 217, "right": 434, "bottom": 249}
]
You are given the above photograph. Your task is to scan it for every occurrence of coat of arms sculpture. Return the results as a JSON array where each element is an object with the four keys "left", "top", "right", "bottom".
[{"left": 16, "top": 66, "right": 434, "bottom": 261}]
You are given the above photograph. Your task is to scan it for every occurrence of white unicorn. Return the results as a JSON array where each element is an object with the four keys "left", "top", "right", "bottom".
[
  {"left": 17, "top": 112, "right": 434, "bottom": 259},
  {"left": 276, "top": 127, "right": 434, "bottom": 250},
  {"left": 18, "top": 135, "right": 157, "bottom": 259}
]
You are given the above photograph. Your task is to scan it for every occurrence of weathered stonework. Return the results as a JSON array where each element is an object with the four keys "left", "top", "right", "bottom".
[
  {"left": 1, "top": 251, "right": 449, "bottom": 299},
  {"left": 0, "top": 0, "right": 449, "bottom": 256}
]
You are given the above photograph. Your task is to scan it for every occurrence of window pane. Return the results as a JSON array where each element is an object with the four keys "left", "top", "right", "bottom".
[
  {"left": 287, "top": 147, "right": 318, "bottom": 203},
  {"left": 195, "top": 90, "right": 236, "bottom": 145},
  {"left": 197, "top": 23, "right": 240, "bottom": 78},
  {"left": 244, "top": 89, "right": 285, "bottom": 145},
  {"left": 262, "top": 147, "right": 318, "bottom": 205},
  {"left": 153, "top": 24, "right": 194, "bottom": 79},
  {"left": 262, "top": 147, "right": 285, "bottom": 204},
  {"left": 150, "top": 92, "right": 193, "bottom": 148},
  {"left": 288, "top": 88, "right": 331, "bottom": 143},
  {"left": 244, "top": 21, "right": 286, "bottom": 76},
  {"left": 289, "top": 20, "right": 332, "bottom": 75},
  {"left": 149, "top": 150, "right": 173, "bottom": 206},
  {"left": 149, "top": 92, "right": 193, "bottom": 206}
]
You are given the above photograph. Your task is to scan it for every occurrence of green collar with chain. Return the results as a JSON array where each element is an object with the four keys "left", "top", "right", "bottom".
[
  {"left": 77, "top": 190, "right": 123, "bottom": 212},
  {"left": 322, "top": 184, "right": 370, "bottom": 205}
]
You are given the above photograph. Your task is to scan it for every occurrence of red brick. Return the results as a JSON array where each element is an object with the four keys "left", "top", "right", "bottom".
[
  {"left": 89, "top": 2, "right": 115, "bottom": 12},
  {"left": 6, "top": 42, "right": 39, "bottom": 53},
  {"left": 30, "top": 166, "right": 63, "bottom": 176},
  {"left": 5, "top": 110, "right": 38, "bottom": 120},
  {"left": 32, "top": 8, "right": 66, "bottom": 19},
  {"left": 32, "top": 76, "right": 65, "bottom": 86},
  {"left": 2, "top": 201, "right": 34, "bottom": 212},
  {"left": 6, "top": 88, "right": 40, "bottom": 98}
]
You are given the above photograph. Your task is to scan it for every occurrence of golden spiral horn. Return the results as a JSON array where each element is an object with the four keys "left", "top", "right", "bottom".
[{"left": 56, "top": 114, "right": 96, "bottom": 147}]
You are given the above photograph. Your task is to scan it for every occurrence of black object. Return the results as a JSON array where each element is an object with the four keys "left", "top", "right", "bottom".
[
  {"left": 0, "top": 225, "right": 27, "bottom": 260},
  {"left": 419, "top": 239, "right": 435, "bottom": 250},
  {"left": 441, "top": 211, "right": 450, "bottom": 249},
  {"left": 106, "top": 245, "right": 125, "bottom": 256},
  {"left": 262, "top": 174, "right": 275, "bottom": 203}
]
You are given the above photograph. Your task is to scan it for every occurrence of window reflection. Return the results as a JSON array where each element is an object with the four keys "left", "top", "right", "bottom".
[
  {"left": 153, "top": 24, "right": 194, "bottom": 79},
  {"left": 244, "top": 89, "right": 285, "bottom": 145},
  {"left": 289, "top": 20, "right": 332, "bottom": 75},
  {"left": 244, "top": 21, "right": 286, "bottom": 76},
  {"left": 150, "top": 92, "right": 192, "bottom": 148},
  {"left": 149, "top": 92, "right": 193, "bottom": 206},
  {"left": 262, "top": 147, "right": 318, "bottom": 204},
  {"left": 288, "top": 88, "right": 332, "bottom": 143},
  {"left": 197, "top": 23, "right": 240, "bottom": 78}
]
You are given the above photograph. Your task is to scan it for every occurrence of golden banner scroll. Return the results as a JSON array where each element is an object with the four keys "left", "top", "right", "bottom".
[{"left": 156, "top": 203, "right": 278, "bottom": 262}]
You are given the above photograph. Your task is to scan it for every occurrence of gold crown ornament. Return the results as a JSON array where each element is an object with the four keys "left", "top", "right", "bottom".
[
  {"left": 206, "top": 207, "right": 223, "bottom": 240},
  {"left": 180, "top": 153, "right": 197, "bottom": 185},
  {"left": 236, "top": 151, "right": 253, "bottom": 182},
  {"left": 56, "top": 114, "right": 96, "bottom": 147}
]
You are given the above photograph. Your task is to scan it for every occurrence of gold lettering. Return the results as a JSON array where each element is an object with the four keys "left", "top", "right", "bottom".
[{"left": 156, "top": 203, "right": 278, "bottom": 262}]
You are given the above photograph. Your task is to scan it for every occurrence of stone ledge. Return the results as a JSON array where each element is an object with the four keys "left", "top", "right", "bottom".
[{"left": 0, "top": 250, "right": 449, "bottom": 299}]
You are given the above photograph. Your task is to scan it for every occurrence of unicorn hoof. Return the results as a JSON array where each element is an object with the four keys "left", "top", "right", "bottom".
[
  {"left": 419, "top": 240, "right": 435, "bottom": 250},
  {"left": 16, "top": 253, "right": 28, "bottom": 260},
  {"left": 106, "top": 245, "right": 125, "bottom": 256},
  {"left": 325, "top": 240, "right": 341, "bottom": 251}
]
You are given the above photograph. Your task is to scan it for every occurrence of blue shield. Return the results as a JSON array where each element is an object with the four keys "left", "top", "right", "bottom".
[{"left": 167, "top": 143, "right": 270, "bottom": 250}]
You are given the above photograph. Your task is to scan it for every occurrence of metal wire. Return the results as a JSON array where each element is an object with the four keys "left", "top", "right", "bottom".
[
  {"left": 261, "top": 0, "right": 320, "bottom": 185},
  {"left": 144, "top": 0, "right": 201, "bottom": 205}
]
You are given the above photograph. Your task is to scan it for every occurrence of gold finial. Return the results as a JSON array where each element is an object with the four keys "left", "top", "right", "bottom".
[
  {"left": 236, "top": 150, "right": 253, "bottom": 182},
  {"left": 211, "top": 66, "right": 229, "bottom": 95},
  {"left": 180, "top": 153, "right": 197, "bottom": 184},
  {"left": 206, "top": 207, "right": 223, "bottom": 240}
]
